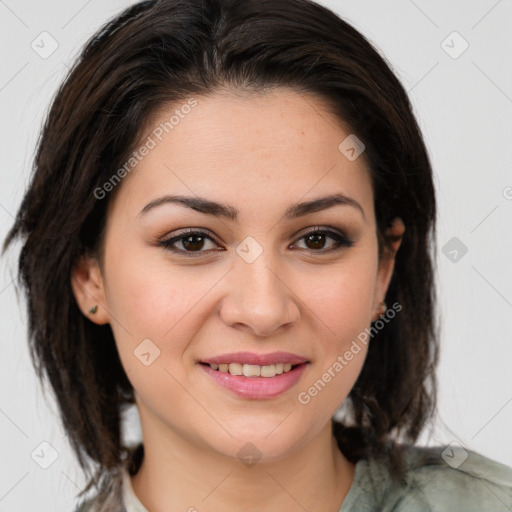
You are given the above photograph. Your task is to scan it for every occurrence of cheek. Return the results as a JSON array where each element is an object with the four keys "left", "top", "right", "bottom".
[
  {"left": 102, "top": 245, "right": 207, "bottom": 396},
  {"left": 293, "top": 259, "right": 375, "bottom": 420},
  {"left": 295, "top": 255, "right": 377, "bottom": 353},
  {"left": 103, "top": 239, "right": 203, "bottom": 338}
]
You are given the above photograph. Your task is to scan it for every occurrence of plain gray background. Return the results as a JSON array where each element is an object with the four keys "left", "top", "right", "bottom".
[{"left": 1, "top": 0, "right": 511, "bottom": 510}]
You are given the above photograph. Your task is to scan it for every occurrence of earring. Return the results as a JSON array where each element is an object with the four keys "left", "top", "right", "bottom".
[
  {"left": 372, "top": 301, "right": 387, "bottom": 322},
  {"left": 88, "top": 305, "right": 98, "bottom": 314}
]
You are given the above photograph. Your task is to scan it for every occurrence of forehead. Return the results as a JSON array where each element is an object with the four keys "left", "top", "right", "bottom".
[{"left": 107, "top": 87, "right": 374, "bottom": 223}]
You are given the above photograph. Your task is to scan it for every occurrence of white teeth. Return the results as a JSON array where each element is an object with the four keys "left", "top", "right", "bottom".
[
  {"left": 228, "top": 363, "right": 243, "bottom": 375},
  {"left": 260, "top": 365, "right": 276, "bottom": 378},
  {"left": 243, "top": 364, "right": 261, "bottom": 377},
  {"left": 209, "top": 362, "right": 298, "bottom": 377}
]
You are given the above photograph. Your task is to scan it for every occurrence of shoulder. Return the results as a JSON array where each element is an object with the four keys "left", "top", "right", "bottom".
[
  {"left": 343, "top": 444, "right": 512, "bottom": 512},
  {"left": 400, "top": 444, "right": 512, "bottom": 511}
]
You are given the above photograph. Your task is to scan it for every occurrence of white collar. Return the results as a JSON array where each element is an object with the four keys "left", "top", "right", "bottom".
[{"left": 121, "top": 466, "right": 149, "bottom": 512}]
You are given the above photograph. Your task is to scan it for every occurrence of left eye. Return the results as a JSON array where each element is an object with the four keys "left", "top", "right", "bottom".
[
  {"left": 159, "top": 228, "right": 353, "bottom": 255},
  {"left": 292, "top": 228, "right": 353, "bottom": 252}
]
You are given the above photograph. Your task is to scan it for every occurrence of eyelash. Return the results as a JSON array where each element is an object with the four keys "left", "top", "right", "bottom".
[{"left": 158, "top": 227, "right": 354, "bottom": 256}]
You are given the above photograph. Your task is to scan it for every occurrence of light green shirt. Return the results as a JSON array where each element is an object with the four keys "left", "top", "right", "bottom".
[{"left": 77, "top": 444, "right": 512, "bottom": 511}]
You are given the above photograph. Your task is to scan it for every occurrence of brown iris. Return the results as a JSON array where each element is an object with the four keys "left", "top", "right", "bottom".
[
  {"left": 182, "top": 235, "right": 206, "bottom": 251},
  {"left": 304, "top": 233, "right": 327, "bottom": 250}
]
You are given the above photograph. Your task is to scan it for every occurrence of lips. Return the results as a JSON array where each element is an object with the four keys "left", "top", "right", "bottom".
[
  {"left": 197, "top": 351, "right": 310, "bottom": 399},
  {"left": 199, "top": 361, "right": 309, "bottom": 399},
  {"left": 198, "top": 351, "right": 309, "bottom": 366}
]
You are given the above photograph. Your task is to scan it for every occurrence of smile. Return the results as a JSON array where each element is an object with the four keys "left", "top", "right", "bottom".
[
  {"left": 199, "top": 362, "right": 309, "bottom": 399},
  {"left": 202, "top": 362, "right": 296, "bottom": 378}
]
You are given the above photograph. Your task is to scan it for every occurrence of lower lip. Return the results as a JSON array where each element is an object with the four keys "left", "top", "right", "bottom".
[{"left": 199, "top": 363, "right": 309, "bottom": 399}]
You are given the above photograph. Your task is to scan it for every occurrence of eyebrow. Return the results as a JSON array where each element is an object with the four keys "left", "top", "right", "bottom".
[{"left": 138, "top": 193, "right": 366, "bottom": 221}]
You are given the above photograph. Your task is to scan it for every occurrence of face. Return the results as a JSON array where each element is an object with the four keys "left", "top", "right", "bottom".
[{"left": 72, "top": 87, "right": 403, "bottom": 463}]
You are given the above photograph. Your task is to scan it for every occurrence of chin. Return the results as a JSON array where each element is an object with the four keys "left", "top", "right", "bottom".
[{"left": 205, "top": 424, "right": 310, "bottom": 466}]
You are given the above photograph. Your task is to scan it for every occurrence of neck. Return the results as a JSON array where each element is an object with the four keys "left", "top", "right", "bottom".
[{"left": 131, "top": 416, "right": 355, "bottom": 512}]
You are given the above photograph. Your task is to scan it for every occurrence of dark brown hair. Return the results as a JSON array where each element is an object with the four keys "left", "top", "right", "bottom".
[{"left": 3, "top": 0, "right": 438, "bottom": 498}]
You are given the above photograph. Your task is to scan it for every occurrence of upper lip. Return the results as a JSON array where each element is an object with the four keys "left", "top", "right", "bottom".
[{"left": 199, "top": 351, "right": 309, "bottom": 366}]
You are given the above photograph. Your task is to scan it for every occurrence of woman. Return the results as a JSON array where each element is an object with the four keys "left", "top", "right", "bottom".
[{"left": 3, "top": 0, "right": 511, "bottom": 510}]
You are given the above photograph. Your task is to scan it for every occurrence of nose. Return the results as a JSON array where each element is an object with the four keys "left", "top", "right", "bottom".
[{"left": 219, "top": 251, "right": 300, "bottom": 337}]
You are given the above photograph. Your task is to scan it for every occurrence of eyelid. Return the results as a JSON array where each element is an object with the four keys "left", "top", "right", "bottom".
[
  {"left": 291, "top": 225, "right": 346, "bottom": 241},
  {"left": 161, "top": 227, "right": 217, "bottom": 241}
]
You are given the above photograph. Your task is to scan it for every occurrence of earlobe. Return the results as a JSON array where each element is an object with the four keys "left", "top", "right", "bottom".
[{"left": 70, "top": 254, "right": 110, "bottom": 325}]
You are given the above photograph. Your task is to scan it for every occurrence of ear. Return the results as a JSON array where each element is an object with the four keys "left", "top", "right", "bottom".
[
  {"left": 371, "top": 217, "right": 405, "bottom": 322},
  {"left": 70, "top": 254, "right": 110, "bottom": 325}
]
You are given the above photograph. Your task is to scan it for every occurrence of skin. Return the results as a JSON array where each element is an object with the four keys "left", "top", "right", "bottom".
[{"left": 71, "top": 87, "right": 405, "bottom": 511}]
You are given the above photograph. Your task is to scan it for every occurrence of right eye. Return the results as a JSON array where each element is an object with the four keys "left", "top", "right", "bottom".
[{"left": 159, "top": 229, "right": 221, "bottom": 256}]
